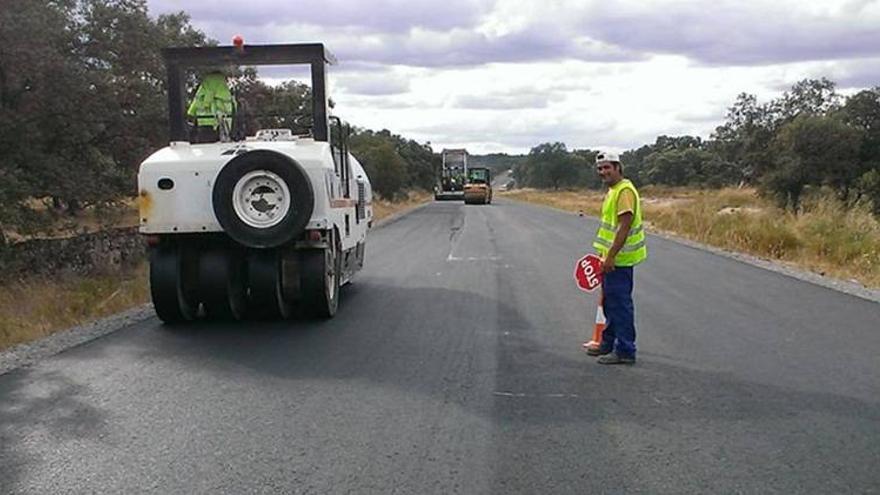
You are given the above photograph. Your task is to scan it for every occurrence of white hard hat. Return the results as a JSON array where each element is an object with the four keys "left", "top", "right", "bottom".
[{"left": 596, "top": 151, "right": 620, "bottom": 163}]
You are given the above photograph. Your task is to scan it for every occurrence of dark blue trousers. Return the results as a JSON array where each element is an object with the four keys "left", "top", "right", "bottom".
[{"left": 600, "top": 267, "right": 636, "bottom": 358}]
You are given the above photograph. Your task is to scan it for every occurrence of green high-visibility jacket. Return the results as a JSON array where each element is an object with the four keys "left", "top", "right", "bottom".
[
  {"left": 593, "top": 179, "right": 647, "bottom": 266},
  {"left": 187, "top": 73, "right": 235, "bottom": 129}
]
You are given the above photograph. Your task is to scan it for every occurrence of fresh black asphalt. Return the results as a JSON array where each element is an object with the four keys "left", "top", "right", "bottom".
[{"left": 2, "top": 199, "right": 879, "bottom": 494}]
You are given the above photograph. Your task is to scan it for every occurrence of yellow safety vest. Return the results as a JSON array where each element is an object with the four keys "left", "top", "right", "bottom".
[
  {"left": 186, "top": 73, "right": 235, "bottom": 129},
  {"left": 593, "top": 179, "right": 647, "bottom": 266}
]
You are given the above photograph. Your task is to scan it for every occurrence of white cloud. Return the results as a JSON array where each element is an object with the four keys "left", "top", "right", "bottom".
[
  {"left": 577, "top": 0, "right": 880, "bottom": 65},
  {"left": 148, "top": 0, "right": 494, "bottom": 32},
  {"left": 336, "top": 71, "right": 411, "bottom": 96},
  {"left": 452, "top": 88, "right": 561, "bottom": 109}
]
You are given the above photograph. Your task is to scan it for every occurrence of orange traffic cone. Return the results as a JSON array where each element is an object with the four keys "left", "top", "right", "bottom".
[{"left": 582, "top": 293, "right": 606, "bottom": 352}]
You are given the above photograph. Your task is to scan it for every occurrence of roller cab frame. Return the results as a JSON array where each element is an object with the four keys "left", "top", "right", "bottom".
[{"left": 435, "top": 148, "right": 469, "bottom": 201}]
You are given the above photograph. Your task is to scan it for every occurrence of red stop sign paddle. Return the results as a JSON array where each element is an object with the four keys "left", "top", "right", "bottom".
[{"left": 573, "top": 253, "right": 603, "bottom": 293}]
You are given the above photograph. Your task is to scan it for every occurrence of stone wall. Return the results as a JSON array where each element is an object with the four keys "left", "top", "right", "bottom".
[{"left": 0, "top": 227, "right": 145, "bottom": 281}]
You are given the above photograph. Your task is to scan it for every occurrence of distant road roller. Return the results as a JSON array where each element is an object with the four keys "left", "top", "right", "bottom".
[
  {"left": 138, "top": 42, "right": 372, "bottom": 322},
  {"left": 463, "top": 167, "right": 493, "bottom": 205}
]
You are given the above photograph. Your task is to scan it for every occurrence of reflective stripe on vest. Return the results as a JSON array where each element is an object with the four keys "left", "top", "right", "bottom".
[{"left": 592, "top": 179, "right": 647, "bottom": 266}]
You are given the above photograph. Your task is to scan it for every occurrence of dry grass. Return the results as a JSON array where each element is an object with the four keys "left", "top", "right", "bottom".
[
  {"left": 502, "top": 187, "right": 880, "bottom": 289},
  {"left": 0, "top": 264, "right": 150, "bottom": 352},
  {"left": 372, "top": 191, "right": 433, "bottom": 222},
  {"left": 501, "top": 188, "right": 607, "bottom": 216}
]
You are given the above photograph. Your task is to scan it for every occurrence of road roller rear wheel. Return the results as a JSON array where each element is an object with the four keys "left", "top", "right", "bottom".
[
  {"left": 199, "top": 248, "right": 247, "bottom": 321},
  {"left": 302, "top": 233, "right": 340, "bottom": 318},
  {"left": 248, "top": 250, "right": 293, "bottom": 319},
  {"left": 149, "top": 245, "right": 199, "bottom": 324}
]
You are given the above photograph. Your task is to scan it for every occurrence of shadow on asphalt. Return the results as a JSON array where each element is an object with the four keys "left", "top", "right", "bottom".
[{"left": 0, "top": 368, "right": 111, "bottom": 489}]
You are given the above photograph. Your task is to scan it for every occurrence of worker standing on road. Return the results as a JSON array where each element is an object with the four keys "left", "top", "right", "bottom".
[{"left": 588, "top": 152, "right": 647, "bottom": 365}]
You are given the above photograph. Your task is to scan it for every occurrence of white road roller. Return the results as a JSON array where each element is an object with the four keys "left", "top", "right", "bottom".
[{"left": 138, "top": 43, "right": 372, "bottom": 322}]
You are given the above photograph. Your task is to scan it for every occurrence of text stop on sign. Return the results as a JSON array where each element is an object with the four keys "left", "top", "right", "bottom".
[{"left": 573, "top": 253, "right": 603, "bottom": 292}]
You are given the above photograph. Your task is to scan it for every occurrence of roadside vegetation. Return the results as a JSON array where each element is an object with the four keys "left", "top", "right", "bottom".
[
  {"left": 502, "top": 187, "right": 880, "bottom": 289},
  {"left": 0, "top": 265, "right": 150, "bottom": 352},
  {"left": 372, "top": 191, "right": 433, "bottom": 221},
  {"left": 507, "top": 80, "right": 880, "bottom": 216}
]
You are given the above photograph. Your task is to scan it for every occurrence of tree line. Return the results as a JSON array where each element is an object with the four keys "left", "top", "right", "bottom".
[
  {"left": 513, "top": 79, "right": 880, "bottom": 213},
  {"left": 0, "top": 0, "right": 208, "bottom": 232}
]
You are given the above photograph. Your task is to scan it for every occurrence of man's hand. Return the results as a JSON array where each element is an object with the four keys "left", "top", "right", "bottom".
[{"left": 602, "top": 255, "right": 616, "bottom": 273}]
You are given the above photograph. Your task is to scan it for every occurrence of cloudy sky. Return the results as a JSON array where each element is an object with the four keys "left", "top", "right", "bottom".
[{"left": 147, "top": 0, "right": 880, "bottom": 154}]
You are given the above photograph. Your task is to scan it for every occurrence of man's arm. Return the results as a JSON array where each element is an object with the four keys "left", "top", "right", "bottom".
[{"left": 602, "top": 212, "right": 633, "bottom": 273}]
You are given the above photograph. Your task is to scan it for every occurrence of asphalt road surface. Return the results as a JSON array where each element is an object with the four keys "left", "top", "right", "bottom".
[{"left": 2, "top": 199, "right": 879, "bottom": 494}]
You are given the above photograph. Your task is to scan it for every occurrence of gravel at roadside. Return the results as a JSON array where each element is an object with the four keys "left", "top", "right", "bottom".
[{"left": 0, "top": 304, "right": 154, "bottom": 376}]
